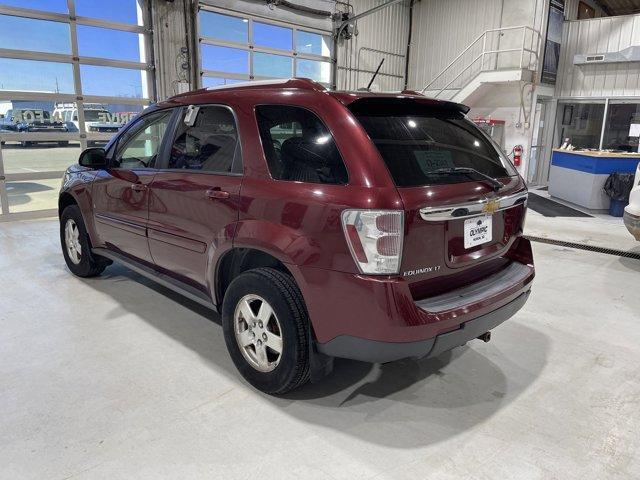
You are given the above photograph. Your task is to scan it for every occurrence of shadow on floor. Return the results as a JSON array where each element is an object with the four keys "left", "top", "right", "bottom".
[{"left": 83, "top": 263, "right": 550, "bottom": 448}]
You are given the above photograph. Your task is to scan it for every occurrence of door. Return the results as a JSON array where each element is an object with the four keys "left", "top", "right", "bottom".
[
  {"left": 148, "top": 105, "right": 243, "bottom": 290},
  {"left": 93, "top": 109, "right": 174, "bottom": 261}
]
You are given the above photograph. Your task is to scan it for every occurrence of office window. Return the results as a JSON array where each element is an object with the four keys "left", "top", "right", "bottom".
[
  {"left": 558, "top": 103, "right": 605, "bottom": 149},
  {"left": 602, "top": 103, "right": 640, "bottom": 152},
  {"left": 168, "top": 106, "right": 241, "bottom": 174}
]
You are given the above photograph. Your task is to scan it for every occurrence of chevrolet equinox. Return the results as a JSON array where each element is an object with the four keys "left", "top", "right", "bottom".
[{"left": 59, "top": 78, "right": 534, "bottom": 394}]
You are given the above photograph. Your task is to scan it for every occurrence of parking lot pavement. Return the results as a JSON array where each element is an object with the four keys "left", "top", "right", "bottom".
[{"left": 1, "top": 143, "right": 81, "bottom": 174}]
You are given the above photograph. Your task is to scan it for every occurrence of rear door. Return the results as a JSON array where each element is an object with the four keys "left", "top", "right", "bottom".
[
  {"left": 349, "top": 98, "right": 527, "bottom": 290},
  {"left": 92, "top": 109, "right": 174, "bottom": 261},
  {"left": 147, "top": 105, "right": 243, "bottom": 290}
]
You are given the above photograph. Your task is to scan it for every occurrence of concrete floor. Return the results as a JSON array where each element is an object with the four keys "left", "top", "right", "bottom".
[{"left": 2, "top": 219, "right": 640, "bottom": 480}]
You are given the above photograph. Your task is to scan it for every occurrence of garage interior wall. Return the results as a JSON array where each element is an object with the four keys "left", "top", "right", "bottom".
[
  {"left": 336, "top": 0, "right": 410, "bottom": 92},
  {"left": 555, "top": 12, "right": 640, "bottom": 98}
]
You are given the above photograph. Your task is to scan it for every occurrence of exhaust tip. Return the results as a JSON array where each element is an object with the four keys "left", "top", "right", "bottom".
[{"left": 477, "top": 331, "right": 491, "bottom": 343}]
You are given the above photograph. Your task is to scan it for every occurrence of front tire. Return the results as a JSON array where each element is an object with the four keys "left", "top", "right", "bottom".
[
  {"left": 222, "top": 268, "right": 310, "bottom": 394},
  {"left": 60, "top": 205, "right": 109, "bottom": 277}
]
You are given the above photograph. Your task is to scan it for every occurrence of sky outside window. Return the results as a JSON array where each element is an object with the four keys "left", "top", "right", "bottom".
[
  {"left": 0, "top": 0, "right": 68, "bottom": 13},
  {"left": 75, "top": 0, "right": 140, "bottom": 25},
  {"left": 254, "top": 22, "right": 292, "bottom": 51},
  {"left": 0, "top": 15, "right": 71, "bottom": 54},
  {"left": 199, "top": 11, "right": 248, "bottom": 44},
  {"left": 0, "top": 58, "right": 74, "bottom": 93},
  {"left": 77, "top": 25, "right": 141, "bottom": 62}
]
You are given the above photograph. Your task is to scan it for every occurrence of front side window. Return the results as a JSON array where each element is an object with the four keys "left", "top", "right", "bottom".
[
  {"left": 349, "top": 99, "right": 517, "bottom": 187},
  {"left": 114, "top": 109, "right": 173, "bottom": 169},
  {"left": 255, "top": 105, "right": 348, "bottom": 184},
  {"left": 167, "top": 106, "right": 241, "bottom": 174}
]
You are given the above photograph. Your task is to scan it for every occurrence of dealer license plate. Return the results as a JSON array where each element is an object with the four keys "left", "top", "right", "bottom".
[{"left": 464, "top": 215, "right": 493, "bottom": 249}]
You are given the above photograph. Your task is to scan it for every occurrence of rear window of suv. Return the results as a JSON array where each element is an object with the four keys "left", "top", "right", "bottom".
[{"left": 349, "top": 99, "right": 517, "bottom": 187}]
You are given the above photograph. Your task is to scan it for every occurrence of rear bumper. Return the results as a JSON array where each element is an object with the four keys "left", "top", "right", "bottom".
[
  {"left": 295, "top": 238, "right": 534, "bottom": 362},
  {"left": 317, "top": 290, "right": 530, "bottom": 363}
]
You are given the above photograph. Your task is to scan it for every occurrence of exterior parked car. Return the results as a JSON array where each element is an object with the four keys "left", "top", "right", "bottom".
[
  {"left": 53, "top": 103, "right": 132, "bottom": 146},
  {"left": 0, "top": 109, "right": 68, "bottom": 147},
  {"left": 58, "top": 78, "right": 534, "bottom": 394}
]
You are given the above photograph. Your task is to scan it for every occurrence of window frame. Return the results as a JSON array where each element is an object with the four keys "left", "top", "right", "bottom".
[
  {"left": 156, "top": 103, "right": 244, "bottom": 176},
  {"left": 254, "top": 103, "right": 350, "bottom": 185},
  {"left": 196, "top": 5, "right": 333, "bottom": 88}
]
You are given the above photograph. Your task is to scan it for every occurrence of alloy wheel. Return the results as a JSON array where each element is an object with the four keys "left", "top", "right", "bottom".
[
  {"left": 233, "top": 294, "right": 283, "bottom": 372},
  {"left": 64, "top": 219, "right": 82, "bottom": 265}
]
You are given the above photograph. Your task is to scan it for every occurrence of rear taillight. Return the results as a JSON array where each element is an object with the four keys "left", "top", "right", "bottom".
[{"left": 341, "top": 210, "right": 404, "bottom": 275}]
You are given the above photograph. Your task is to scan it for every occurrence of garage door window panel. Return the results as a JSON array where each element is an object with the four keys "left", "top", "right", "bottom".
[
  {"left": 254, "top": 22, "right": 292, "bottom": 51},
  {"left": 0, "top": 15, "right": 71, "bottom": 55},
  {"left": 199, "top": 11, "right": 248, "bottom": 44},
  {"left": 167, "top": 106, "right": 241, "bottom": 174},
  {"left": 201, "top": 45, "right": 249, "bottom": 75},
  {"left": 253, "top": 52, "right": 293, "bottom": 79},
  {"left": 296, "top": 31, "right": 331, "bottom": 57},
  {"left": 75, "top": 0, "right": 141, "bottom": 26},
  {"left": 80, "top": 65, "right": 147, "bottom": 98},
  {"left": 77, "top": 25, "right": 142, "bottom": 62},
  {"left": 0, "top": 59, "right": 74, "bottom": 94},
  {"left": 0, "top": 0, "right": 68, "bottom": 13},
  {"left": 296, "top": 59, "right": 331, "bottom": 84}
]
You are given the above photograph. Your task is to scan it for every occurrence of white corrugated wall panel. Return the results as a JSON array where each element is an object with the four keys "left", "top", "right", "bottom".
[
  {"left": 556, "top": 13, "right": 640, "bottom": 98},
  {"left": 407, "top": 0, "right": 504, "bottom": 91},
  {"left": 336, "top": 0, "right": 410, "bottom": 91}
]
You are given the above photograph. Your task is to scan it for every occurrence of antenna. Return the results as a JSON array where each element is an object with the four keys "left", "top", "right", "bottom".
[{"left": 366, "top": 58, "right": 385, "bottom": 91}]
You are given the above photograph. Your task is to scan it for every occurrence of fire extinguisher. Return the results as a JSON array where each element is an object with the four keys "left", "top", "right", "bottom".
[{"left": 511, "top": 145, "right": 523, "bottom": 167}]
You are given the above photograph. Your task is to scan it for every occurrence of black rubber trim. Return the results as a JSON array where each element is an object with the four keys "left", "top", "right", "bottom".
[
  {"left": 92, "top": 247, "right": 217, "bottom": 310},
  {"left": 525, "top": 235, "right": 640, "bottom": 260},
  {"left": 317, "top": 290, "right": 530, "bottom": 363}
]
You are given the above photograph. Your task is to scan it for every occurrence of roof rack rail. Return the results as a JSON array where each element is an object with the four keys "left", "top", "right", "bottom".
[{"left": 204, "top": 77, "right": 326, "bottom": 93}]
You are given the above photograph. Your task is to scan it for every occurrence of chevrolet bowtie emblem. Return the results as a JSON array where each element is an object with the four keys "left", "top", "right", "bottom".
[{"left": 482, "top": 199, "right": 500, "bottom": 214}]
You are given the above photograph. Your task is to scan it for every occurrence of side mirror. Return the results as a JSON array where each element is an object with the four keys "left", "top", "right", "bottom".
[{"left": 79, "top": 147, "right": 107, "bottom": 169}]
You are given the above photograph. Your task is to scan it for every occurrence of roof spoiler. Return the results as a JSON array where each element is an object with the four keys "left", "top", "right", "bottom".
[{"left": 346, "top": 96, "right": 470, "bottom": 115}]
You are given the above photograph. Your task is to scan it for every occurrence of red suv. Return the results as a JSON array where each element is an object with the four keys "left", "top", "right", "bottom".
[{"left": 59, "top": 78, "right": 534, "bottom": 394}]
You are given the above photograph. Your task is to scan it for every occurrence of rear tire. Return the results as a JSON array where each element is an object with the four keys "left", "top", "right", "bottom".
[
  {"left": 222, "top": 267, "right": 310, "bottom": 394},
  {"left": 60, "top": 205, "right": 109, "bottom": 277}
]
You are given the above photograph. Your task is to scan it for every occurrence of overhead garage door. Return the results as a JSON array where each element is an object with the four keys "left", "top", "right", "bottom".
[
  {"left": 197, "top": 3, "right": 333, "bottom": 89},
  {"left": 0, "top": 0, "right": 154, "bottom": 221}
]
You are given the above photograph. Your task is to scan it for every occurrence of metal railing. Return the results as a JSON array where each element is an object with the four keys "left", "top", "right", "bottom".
[{"left": 420, "top": 26, "right": 541, "bottom": 99}]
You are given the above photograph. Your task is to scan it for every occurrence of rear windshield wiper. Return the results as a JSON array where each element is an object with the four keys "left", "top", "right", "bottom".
[{"left": 431, "top": 167, "right": 504, "bottom": 191}]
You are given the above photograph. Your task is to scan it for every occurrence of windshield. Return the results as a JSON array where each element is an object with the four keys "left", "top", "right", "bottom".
[{"left": 352, "top": 106, "right": 517, "bottom": 187}]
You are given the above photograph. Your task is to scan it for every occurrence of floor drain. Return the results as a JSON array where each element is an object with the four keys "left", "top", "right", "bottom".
[{"left": 524, "top": 235, "right": 640, "bottom": 260}]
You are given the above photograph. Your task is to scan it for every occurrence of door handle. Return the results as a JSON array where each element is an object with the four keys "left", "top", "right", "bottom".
[
  {"left": 130, "top": 183, "right": 147, "bottom": 192},
  {"left": 206, "top": 188, "right": 230, "bottom": 200}
]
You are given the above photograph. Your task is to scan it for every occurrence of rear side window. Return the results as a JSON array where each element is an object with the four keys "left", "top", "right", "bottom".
[
  {"left": 168, "top": 105, "right": 242, "bottom": 174},
  {"left": 351, "top": 101, "right": 517, "bottom": 187},
  {"left": 255, "top": 105, "right": 348, "bottom": 184}
]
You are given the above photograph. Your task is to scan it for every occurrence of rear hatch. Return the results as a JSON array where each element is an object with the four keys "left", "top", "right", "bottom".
[{"left": 348, "top": 97, "right": 527, "bottom": 299}]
